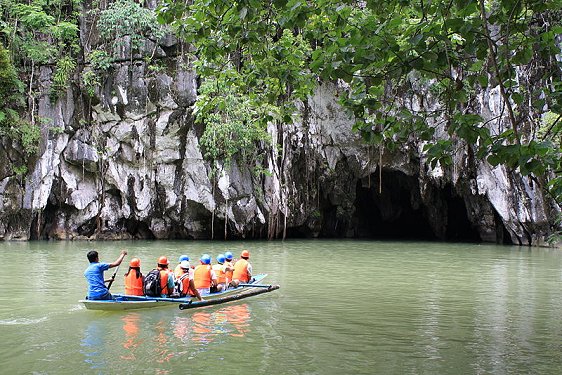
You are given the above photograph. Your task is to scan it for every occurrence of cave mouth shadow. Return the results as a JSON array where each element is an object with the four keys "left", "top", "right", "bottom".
[{"left": 353, "top": 171, "right": 481, "bottom": 242}]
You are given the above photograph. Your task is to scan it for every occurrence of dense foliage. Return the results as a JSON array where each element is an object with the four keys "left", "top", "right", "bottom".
[
  {"left": 97, "top": 0, "right": 166, "bottom": 53},
  {"left": 157, "top": 0, "right": 562, "bottom": 203},
  {"left": 0, "top": 0, "right": 81, "bottom": 162},
  {"left": 0, "top": 42, "right": 23, "bottom": 126},
  {"left": 0, "top": 0, "right": 167, "bottom": 163}
]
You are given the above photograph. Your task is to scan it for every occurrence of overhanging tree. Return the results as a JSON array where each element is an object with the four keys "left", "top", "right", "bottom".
[{"left": 158, "top": 0, "right": 561, "bottom": 240}]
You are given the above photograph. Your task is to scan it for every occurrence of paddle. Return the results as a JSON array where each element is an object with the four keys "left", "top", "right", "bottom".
[{"left": 106, "top": 262, "right": 121, "bottom": 291}]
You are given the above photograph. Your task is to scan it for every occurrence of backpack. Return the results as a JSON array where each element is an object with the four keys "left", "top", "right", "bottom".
[
  {"left": 174, "top": 273, "right": 190, "bottom": 296},
  {"left": 143, "top": 269, "right": 162, "bottom": 297}
]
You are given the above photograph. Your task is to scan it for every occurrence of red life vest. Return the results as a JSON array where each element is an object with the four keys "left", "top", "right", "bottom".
[
  {"left": 194, "top": 264, "right": 212, "bottom": 289},
  {"left": 124, "top": 270, "right": 143, "bottom": 296},
  {"left": 233, "top": 259, "right": 250, "bottom": 282}
]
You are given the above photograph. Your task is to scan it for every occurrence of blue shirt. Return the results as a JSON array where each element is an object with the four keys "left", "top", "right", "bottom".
[{"left": 84, "top": 262, "right": 110, "bottom": 298}]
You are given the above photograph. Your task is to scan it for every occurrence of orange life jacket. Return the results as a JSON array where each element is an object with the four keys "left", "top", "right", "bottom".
[
  {"left": 225, "top": 261, "right": 234, "bottom": 281},
  {"left": 233, "top": 258, "right": 250, "bottom": 282},
  {"left": 124, "top": 270, "right": 144, "bottom": 296},
  {"left": 158, "top": 268, "right": 171, "bottom": 295},
  {"left": 194, "top": 264, "right": 212, "bottom": 289},
  {"left": 176, "top": 269, "right": 195, "bottom": 297},
  {"left": 212, "top": 264, "right": 227, "bottom": 284}
]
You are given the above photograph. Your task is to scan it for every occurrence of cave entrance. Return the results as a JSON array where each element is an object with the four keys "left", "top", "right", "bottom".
[
  {"left": 353, "top": 171, "right": 435, "bottom": 240},
  {"left": 442, "top": 185, "right": 482, "bottom": 243},
  {"left": 353, "top": 171, "right": 481, "bottom": 242}
]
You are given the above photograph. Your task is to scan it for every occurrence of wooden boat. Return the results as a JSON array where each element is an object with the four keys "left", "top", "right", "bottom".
[{"left": 80, "top": 273, "right": 269, "bottom": 311}]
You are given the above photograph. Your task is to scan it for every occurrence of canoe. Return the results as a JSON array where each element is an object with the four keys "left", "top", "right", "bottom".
[{"left": 80, "top": 273, "right": 268, "bottom": 311}]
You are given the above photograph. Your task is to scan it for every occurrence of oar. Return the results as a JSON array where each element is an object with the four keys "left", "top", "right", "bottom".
[{"left": 106, "top": 263, "right": 122, "bottom": 291}]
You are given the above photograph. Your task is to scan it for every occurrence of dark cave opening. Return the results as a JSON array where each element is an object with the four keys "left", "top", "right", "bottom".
[
  {"left": 442, "top": 185, "right": 482, "bottom": 243},
  {"left": 120, "top": 218, "right": 156, "bottom": 240},
  {"left": 318, "top": 203, "right": 349, "bottom": 238},
  {"left": 353, "top": 172, "right": 436, "bottom": 240},
  {"left": 38, "top": 198, "right": 59, "bottom": 240},
  {"left": 352, "top": 171, "right": 481, "bottom": 242}
]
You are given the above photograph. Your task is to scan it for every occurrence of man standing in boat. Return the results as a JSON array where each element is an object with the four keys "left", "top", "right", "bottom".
[
  {"left": 232, "top": 250, "right": 253, "bottom": 286},
  {"left": 84, "top": 250, "right": 127, "bottom": 300}
]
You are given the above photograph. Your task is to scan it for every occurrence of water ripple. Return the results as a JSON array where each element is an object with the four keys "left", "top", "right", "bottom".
[{"left": 0, "top": 316, "right": 48, "bottom": 325}]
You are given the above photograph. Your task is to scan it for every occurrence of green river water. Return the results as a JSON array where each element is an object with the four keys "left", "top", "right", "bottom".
[{"left": 0, "top": 240, "right": 560, "bottom": 374}]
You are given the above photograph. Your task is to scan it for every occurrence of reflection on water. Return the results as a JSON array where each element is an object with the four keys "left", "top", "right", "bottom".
[
  {"left": 81, "top": 320, "right": 107, "bottom": 371},
  {"left": 172, "top": 303, "right": 252, "bottom": 347},
  {"left": 155, "top": 319, "right": 174, "bottom": 364},
  {"left": 82, "top": 303, "right": 256, "bottom": 368},
  {"left": 121, "top": 313, "right": 142, "bottom": 360}
]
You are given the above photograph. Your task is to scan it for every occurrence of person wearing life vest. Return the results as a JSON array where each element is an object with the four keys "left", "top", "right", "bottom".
[
  {"left": 124, "top": 257, "right": 144, "bottom": 296},
  {"left": 84, "top": 249, "right": 127, "bottom": 300},
  {"left": 211, "top": 254, "right": 233, "bottom": 292},
  {"left": 224, "top": 251, "right": 235, "bottom": 285},
  {"left": 156, "top": 256, "right": 175, "bottom": 297},
  {"left": 174, "top": 260, "right": 203, "bottom": 301},
  {"left": 174, "top": 254, "right": 190, "bottom": 279},
  {"left": 194, "top": 254, "right": 217, "bottom": 295},
  {"left": 232, "top": 250, "right": 253, "bottom": 285}
]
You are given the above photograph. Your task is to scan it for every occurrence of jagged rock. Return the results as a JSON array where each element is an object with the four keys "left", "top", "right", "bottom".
[
  {"left": 0, "top": 2, "right": 559, "bottom": 246},
  {"left": 64, "top": 138, "right": 99, "bottom": 172}
]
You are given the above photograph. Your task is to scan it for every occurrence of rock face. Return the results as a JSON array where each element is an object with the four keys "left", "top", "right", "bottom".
[{"left": 0, "top": 5, "right": 559, "bottom": 245}]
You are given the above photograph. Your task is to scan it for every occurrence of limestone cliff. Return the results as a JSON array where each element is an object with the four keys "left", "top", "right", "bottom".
[{"left": 0, "top": 3, "right": 559, "bottom": 246}]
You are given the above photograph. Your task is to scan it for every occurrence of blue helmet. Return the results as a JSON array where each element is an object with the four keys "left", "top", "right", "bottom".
[
  {"left": 217, "top": 254, "right": 226, "bottom": 264},
  {"left": 224, "top": 251, "right": 233, "bottom": 261},
  {"left": 179, "top": 255, "right": 189, "bottom": 262},
  {"left": 201, "top": 254, "right": 211, "bottom": 265}
]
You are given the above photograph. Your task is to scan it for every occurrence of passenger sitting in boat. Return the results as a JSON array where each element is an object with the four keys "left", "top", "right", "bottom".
[
  {"left": 84, "top": 249, "right": 127, "bottom": 300},
  {"left": 174, "top": 255, "right": 190, "bottom": 279},
  {"left": 194, "top": 254, "right": 217, "bottom": 295},
  {"left": 211, "top": 254, "right": 233, "bottom": 292},
  {"left": 174, "top": 261, "right": 203, "bottom": 301},
  {"left": 157, "top": 256, "right": 176, "bottom": 297},
  {"left": 224, "top": 251, "right": 235, "bottom": 285},
  {"left": 124, "top": 257, "right": 144, "bottom": 296},
  {"left": 232, "top": 250, "right": 253, "bottom": 286}
]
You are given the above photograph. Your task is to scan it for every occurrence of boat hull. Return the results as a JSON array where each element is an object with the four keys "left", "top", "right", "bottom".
[{"left": 80, "top": 274, "right": 268, "bottom": 311}]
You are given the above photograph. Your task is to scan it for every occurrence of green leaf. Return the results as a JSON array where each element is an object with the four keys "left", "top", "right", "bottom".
[
  {"left": 511, "top": 92, "right": 523, "bottom": 105},
  {"left": 487, "top": 154, "right": 501, "bottom": 166},
  {"left": 512, "top": 45, "right": 533, "bottom": 65}
]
